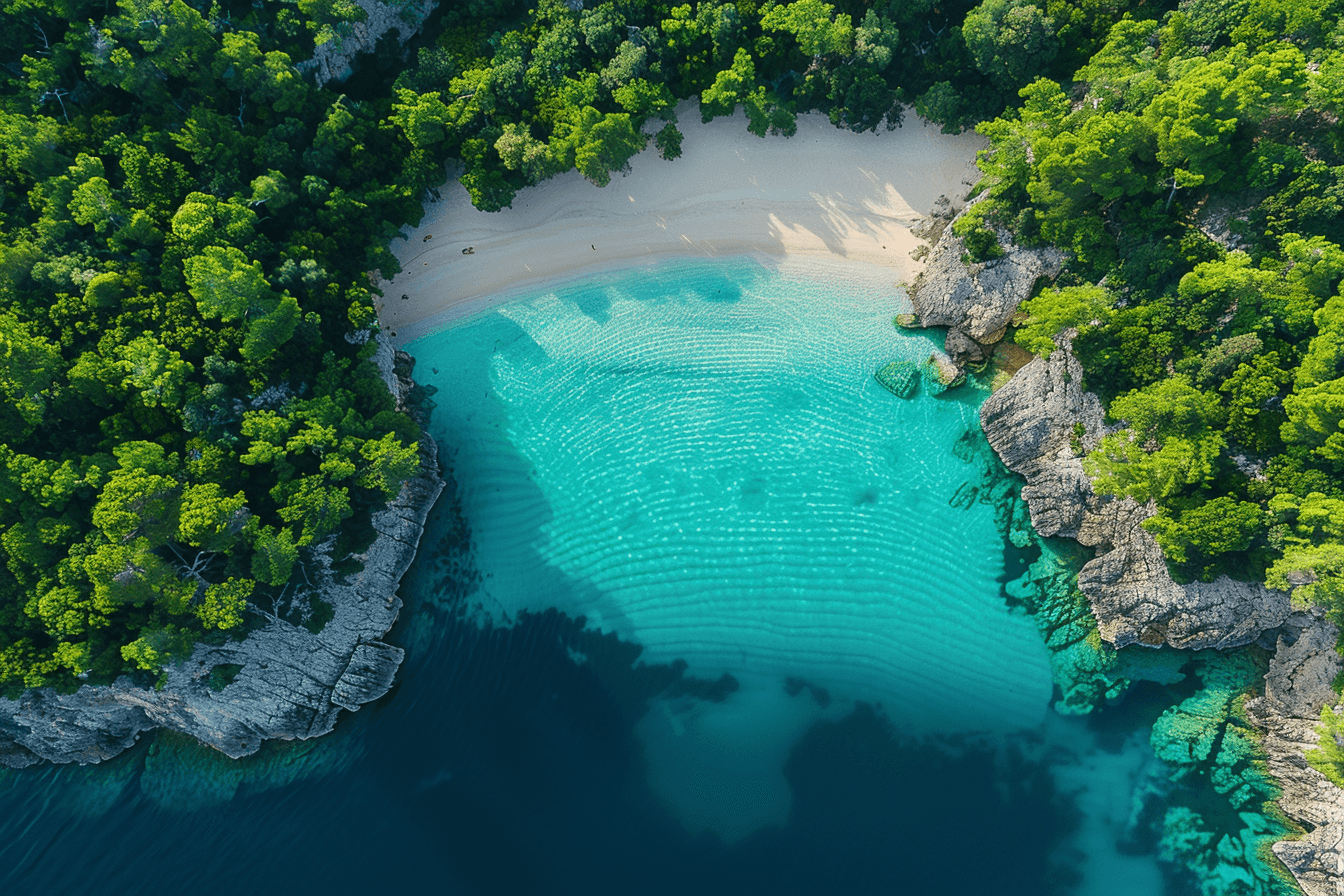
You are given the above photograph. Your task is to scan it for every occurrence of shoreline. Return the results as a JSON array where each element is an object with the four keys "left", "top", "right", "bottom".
[{"left": 376, "top": 102, "right": 983, "bottom": 343}]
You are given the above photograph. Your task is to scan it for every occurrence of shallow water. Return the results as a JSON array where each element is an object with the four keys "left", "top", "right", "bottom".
[{"left": 0, "top": 257, "right": 1288, "bottom": 895}]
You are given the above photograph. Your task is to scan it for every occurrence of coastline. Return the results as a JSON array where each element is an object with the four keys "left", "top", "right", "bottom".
[{"left": 376, "top": 101, "right": 983, "bottom": 342}]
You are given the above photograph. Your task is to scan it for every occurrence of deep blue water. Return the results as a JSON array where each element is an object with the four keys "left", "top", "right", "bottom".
[{"left": 0, "top": 257, "right": 1282, "bottom": 895}]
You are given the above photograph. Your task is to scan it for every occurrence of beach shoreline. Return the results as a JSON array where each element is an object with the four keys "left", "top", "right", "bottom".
[{"left": 376, "top": 102, "right": 983, "bottom": 342}]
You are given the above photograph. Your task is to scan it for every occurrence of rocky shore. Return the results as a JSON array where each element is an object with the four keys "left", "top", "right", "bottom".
[
  {"left": 0, "top": 338, "right": 444, "bottom": 768},
  {"left": 911, "top": 218, "right": 1344, "bottom": 894}
]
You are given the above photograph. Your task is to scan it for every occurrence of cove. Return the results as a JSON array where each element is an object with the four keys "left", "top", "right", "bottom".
[{"left": 0, "top": 257, "right": 1288, "bottom": 896}]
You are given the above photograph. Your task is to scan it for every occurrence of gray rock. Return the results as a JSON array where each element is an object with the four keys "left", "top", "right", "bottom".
[
  {"left": 979, "top": 338, "right": 1103, "bottom": 539},
  {"left": 296, "top": 0, "right": 437, "bottom": 88},
  {"left": 908, "top": 207, "right": 1065, "bottom": 344},
  {"left": 1075, "top": 496, "right": 1292, "bottom": 649},
  {"left": 944, "top": 327, "right": 984, "bottom": 366},
  {"left": 1247, "top": 612, "right": 1344, "bottom": 896},
  {"left": 0, "top": 355, "right": 444, "bottom": 766}
]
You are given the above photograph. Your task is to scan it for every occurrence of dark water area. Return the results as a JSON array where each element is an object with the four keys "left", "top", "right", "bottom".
[{"left": 0, "top": 588, "right": 1076, "bottom": 896}]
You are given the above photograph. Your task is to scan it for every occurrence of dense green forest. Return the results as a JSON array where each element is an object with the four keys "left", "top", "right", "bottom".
[
  {"left": 967, "top": 3, "right": 1344, "bottom": 596},
  {"left": 0, "top": 0, "right": 439, "bottom": 691}
]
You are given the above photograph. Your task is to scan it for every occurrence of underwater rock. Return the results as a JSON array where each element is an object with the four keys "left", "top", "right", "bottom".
[
  {"left": 908, "top": 204, "right": 1065, "bottom": 344},
  {"left": 874, "top": 360, "right": 920, "bottom": 398},
  {"left": 0, "top": 353, "right": 446, "bottom": 766},
  {"left": 1151, "top": 652, "right": 1299, "bottom": 896}
]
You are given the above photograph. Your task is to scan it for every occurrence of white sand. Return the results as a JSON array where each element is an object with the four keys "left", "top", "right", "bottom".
[{"left": 377, "top": 102, "right": 984, "bottom": 342}]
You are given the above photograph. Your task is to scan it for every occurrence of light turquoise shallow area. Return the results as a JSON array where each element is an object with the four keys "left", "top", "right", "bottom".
[{"left": 409, "top": 256, "right": 1055, "bottom": 836}]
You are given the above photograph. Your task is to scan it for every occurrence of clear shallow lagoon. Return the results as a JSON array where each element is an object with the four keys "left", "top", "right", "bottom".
[{"left": 0, "top": 257, "right": 1288, "bottom": 896}]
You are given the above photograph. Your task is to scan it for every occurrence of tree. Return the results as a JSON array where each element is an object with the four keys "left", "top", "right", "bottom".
[
  {"left": 251, "top": 527, "right": 299, "bottom": 587},
  {"left": 1014, "top": 285, "right": 1113, "bottom": 356},
  {"left": 0, "top": 311, "right": 61, "bottom": 442},
  {"left": 184, "top": 245, "right": 275, "bottom": 321},
  {"left": 1144, "top": 59, "right": 1242, "bottom": 205},
  {"left": 963, "top": 0, "right": 1059, "bottom": 90},
  {"left": 116, "top": 335, "right": 193, "bottom": 408},
  {"left": 1142, "top": 497, "right": 1266, "bottom": 579},
  {"left": 1086, "top": 378, "right": 1227, "bottom": 502},
  {"left": 760, "top": 0, "right": 854, "bottom": 59},
  {"left": 700, "top": 48, "right": 756, "bottom": 122},
  {"left": 199, "top": 578, "right": 251, "bottom": 630},
  {"left": 568, "top": 108, "right": 647, "bottom": 187}
]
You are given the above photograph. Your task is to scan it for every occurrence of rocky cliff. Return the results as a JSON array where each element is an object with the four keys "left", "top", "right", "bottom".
[
  {"left": 0, "top": 341, "right": 444, "bottom": 768},
  {"left": 910, "top": 205, "right": 1341, "bottom": 894},
  {"left": 981, "top": 341, "right": 1293, "bottom": 651}
]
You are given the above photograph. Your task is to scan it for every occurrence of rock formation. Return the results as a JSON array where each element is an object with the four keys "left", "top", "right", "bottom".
[
  {"left": 981, "top": 337, "right": 1293, "bottom": 651},
  {"left": 907, "top": 215, "right": 1065, "bottom": 370},
  {"left": 297, "top": 0, "right": 437, "bottom": 88},
  {"left": 0, "top": 341, "right": 444, "bottom": 767},
  {"left": 1247, "top": 611, "right": 1344, "bottom": 896}
]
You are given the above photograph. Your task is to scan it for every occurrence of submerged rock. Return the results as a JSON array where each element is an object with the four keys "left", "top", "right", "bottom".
[
  {"left": 874, "top": 360, "right": 920, "bottom": 398},
  {"left": 0, "top": 348, "right": 445, "bottom": 767}
]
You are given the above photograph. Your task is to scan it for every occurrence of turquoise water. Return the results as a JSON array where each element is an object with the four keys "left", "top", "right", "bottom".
[
  {"left": 410, "top": 255, "right": 1056, "bottom": 838},
  {"left": 0, "top": 257, "right": 1293, "bottom": 895}
]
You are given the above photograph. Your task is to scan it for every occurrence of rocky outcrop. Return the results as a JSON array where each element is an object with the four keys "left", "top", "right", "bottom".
[
  {"left": 0, "top": 345, "right": 444, "bottom": 767},
  {"left": 297, "top": 0, "right": 436, "bottom": 88},
  {"left": 908, "top": 214, "right": 1065, "bottom": 369},
  {"left": 1246, "top": 611, "right": 1344, "bottom": 896},
  {"left": 981, "top": 336, "right": 1293, "bottom": 652},
  {"left": 1075, "top": 497, "right": 1292, "bottom": 650}
]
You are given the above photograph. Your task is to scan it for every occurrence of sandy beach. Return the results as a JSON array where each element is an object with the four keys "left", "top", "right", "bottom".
[{"left": 378, "top": 102, "right": 983, "bottom": 341}]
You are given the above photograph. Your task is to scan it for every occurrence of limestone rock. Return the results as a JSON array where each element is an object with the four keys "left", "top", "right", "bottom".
[
  {"left": 923, "top": 351, "right": 965, "bottom": 394},
  {"left": 944, "top": 327, "right": 984, "bottom": 366},
  {"left": 296, "top": 0, "right": 436, "bottom": 88},
  {"left": 908, "top": 207, "right": 1065, "bottom": 344},
  {"left": 980, "top": 339, "right": 1103, "bottom": 538},
  {"left": 0, "top": 355, "right": 444, "bottom": 766},
  {"left": 1076, "top": 497, "right": 1292, "bottom": 649},
  {"left": 1246, "top": 612, "right": 1344, "bottom": 896}
]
